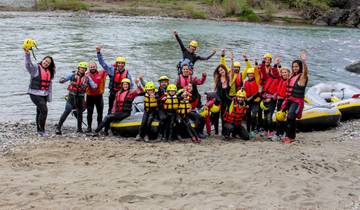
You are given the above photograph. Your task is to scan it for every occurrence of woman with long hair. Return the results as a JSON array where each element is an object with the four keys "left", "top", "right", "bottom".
[
  {"left": 24, "top": 49, "right": 55, "bottom": 136},
  {"left": 212, "top": 64, "right": 230, "bottom": 135}
]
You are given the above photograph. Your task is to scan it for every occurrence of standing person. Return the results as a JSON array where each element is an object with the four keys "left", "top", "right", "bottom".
[
  {"left": 85, "top": 62, "right": 107, "bottom": 132},
  {"left": 96, "top": 46, "right": 134, "bottom": 114},
  {"left": 160, "top": 84, "right": 180, "bottom": 141},
  {"left": 157, "top": 75, "right": 170, "bottom": 139},
  {"left": 260, "top": 57, "right": 281, "bottom": 139},
  {"left": 212, "top": 64, "right": 230, "bottom": 135},
  {"left": 272, "top": 67, "right": 290, "bottom": 141},
  {"left": 56, "top": 62, "right": 97, "bottom": 135},
  {"left": 281, "top": 51, "right": 309, "bottom": 144},
  {"left": 222, "top": 90, "right": 249, "bottom": 140},
  {"left": 95, "top": 78, "right": 143, "bottom": 136},
  {"left": 136, "top": 81, "right": 159, "bottom": 142},
  {"left": 175, "top": 61, "right": 206, "bottom": 89},
  {"left": 173, "top": 30, "right": 216, "bottom": 74},
  {"left": 24, "top": 48, "right": 56, "bottom": 136},
  {"left": 243, "top": 68, "right": 261, "bottom": 139}
]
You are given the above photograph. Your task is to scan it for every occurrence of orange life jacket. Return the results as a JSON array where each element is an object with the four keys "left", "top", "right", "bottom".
[
  {"left": 112, "top": 69, "right": 128, "bottom": 91},
  {"left": 86, "top": 70, "right": 107, "bottom": 96},
  {"left": 223, "top": 100, "right": 247, "bottom": 125},
  {"left": 113, "top": 90, "right": 132, "bottom": 113},
  {"left": 277, "top": 78, "right": 287, "bottom": 99},
  {"left": 244, "top": 79, "right": 259, "bottom": 98},
  {"left": 30, "top": 64, "right": 51, "bottom": 91},
  {"left": 68, "top": 74, "right": 86, "bottom": 94}
]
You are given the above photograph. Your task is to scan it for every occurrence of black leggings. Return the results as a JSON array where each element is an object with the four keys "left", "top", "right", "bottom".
[
  {"left": 263, "top": 100, "right": 277, "bottom": 132},
  {"left": 162, "top": 111, "right": 179, "bottom": 140},
  {"left": 223, "top": 122, "right": 249, "bottom": 140},
  {"left": 284, "top": 101, "right": 300, "bottom": 139},
  {"left": 86, "top": 94, "right": 104, "bottom": 129},
  {"left": 246, "top": 102, "right": 259, "bottom": 132},
  {"left": 179, "top": 115, "right": 198, "bottom": 138},
  {"left": 58, "top": 94, "right": 85, "bottom": 131},
  {"left": 30, "top": 94, "right": 48, "bottom": 133},
  {"left": 108, "top": 91, "right": 116, "bottom": 115},
  {"left": 96, "top": 112, "right": 131, "bottom": 133},
  {"left": 139, "top": 109, "right": 157, "bottom": 138}
]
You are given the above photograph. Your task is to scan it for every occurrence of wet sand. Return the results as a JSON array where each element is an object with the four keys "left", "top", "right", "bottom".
[{"left": 0, "top": 121, "right": 359, "bottom": 209}]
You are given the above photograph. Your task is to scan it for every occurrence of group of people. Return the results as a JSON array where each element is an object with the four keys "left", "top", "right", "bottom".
[{"left": 24, "top": 31, "right": 308, "bottom": 144}]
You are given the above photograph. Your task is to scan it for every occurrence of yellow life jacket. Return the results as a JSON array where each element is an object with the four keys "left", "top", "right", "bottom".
[
  {"left": 143, "top": 93, "right": 158, "bottom": 112},
  {"left": 177, "top": 96, "right": 192, "bottom": 115},
  {"left": 163, "top": 95, "right": 179, "bottom": 110}
]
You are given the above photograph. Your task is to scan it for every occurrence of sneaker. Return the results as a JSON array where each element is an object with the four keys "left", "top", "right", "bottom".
[
  {"left": 37, "top": 131, "right": 49, "bottom": 137},
  {"left": 267, "top": 131, "right": 274, "bottom": 139},
  {"left": 104, "top": 131, "right": 109, "bottom": 136},
  {"left": 191, "top": 136, "right": 201, "bottom": 143},
  {"left": 144, "top": 136, "right": 150, "bottom": 143},
  {"left": 198, "top": 133, "right": 208, "bottom": 139},
  {"left": 271, "top": 135, "right": 281, "bottom": 142},
  {"left": 77, "top": 129, "right": 83, "bottom": 133},
  {"left": 86, "top": 128, "right": 92, "bottom": 133},
  {"left": 135, "top": 135, "right": 144, "bottom": 142},
  {"left": 249, "top": 131, "right": 256, "bottom": 140},
  {"left": 55, "top": 127, "right": 62, "bottom": 135},
  {"left": 282, "top": 137, "right": 295, "bottom": 144}
]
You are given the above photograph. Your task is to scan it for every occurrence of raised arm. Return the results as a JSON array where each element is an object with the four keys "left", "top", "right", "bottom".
[
  {"left": 299, "top": 50, "right": 308, "bottom": 86},
  {"left": 198, "top": 49, "right": 216, "bottom": 61},
  {"left": 96, "top": 46, "right": 114, "bottom": 76},
  {"left": 24, "top": 50, "right": 37, "bottom": 77},
  {"left": 173, "top": 31, "right": 187, "bottom": 52}
]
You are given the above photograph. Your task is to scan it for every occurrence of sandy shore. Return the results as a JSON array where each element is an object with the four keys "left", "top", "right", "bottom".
[{"left": 0, "top": 121, "right": 360, "bottom": 209}]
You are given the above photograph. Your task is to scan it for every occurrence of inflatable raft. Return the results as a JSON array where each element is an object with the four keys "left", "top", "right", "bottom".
[{"left": 305, "top": 82, "right": 360, "bottom": 119}]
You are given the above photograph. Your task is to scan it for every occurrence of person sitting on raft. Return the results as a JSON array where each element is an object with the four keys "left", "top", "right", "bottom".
[
  {"left": 95, "top": 78, "right": 143, "bottom": 136},
  {"left": 176, "top": 60, "right": 206, "bottom": 89},
  {"left": 96, "top": 45, "right": 134, "bottom": 114},
  {"left": 159, "top": 84, "right": 180, "bottom": 141},
  {"left": 177, "top": 86, "right": 201, "bottom": 143},
  {"left": 280, "top": 50, "right": 309, "bottom": 144},
  {"left": 85, "top": 62, "right": 107, "bottom": 133},
  {"left": 222, "top": 89, "right": 249, "bottom": 141},
  {"left": 136, "top": 81, "right": 159, "bottom": 142},
  {"left": 173, "top": 30, "right": 216, "bottom": 74},
  {"left": 243, "top": 67, "right": 261, "bottom": 139},
  {"left": 56, "top": 62, "right": 97, "bottom": 135},
  {"left": 272, "top": 67, "right": 290, "bottom": 141},
  {"left": 24, "top": 45, "right": 56, "bottom": 137}
]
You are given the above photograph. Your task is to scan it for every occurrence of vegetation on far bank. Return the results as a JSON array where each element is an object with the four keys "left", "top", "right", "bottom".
[{"left": 34, "top": 0, "right": 354, "bottom": 24}]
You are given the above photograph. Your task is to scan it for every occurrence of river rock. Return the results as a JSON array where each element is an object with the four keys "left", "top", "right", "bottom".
[
  {"left": 314, "top": 8, "right": 350, "bottom": 26},
  {"left": 345, "top": 7, "right": 360, "bottom": 27},
  {"left": 345, "top": 60, "right": 360, "bottom": 73}
]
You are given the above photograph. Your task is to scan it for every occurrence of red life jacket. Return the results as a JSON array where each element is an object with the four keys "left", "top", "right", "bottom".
[
  {"left": 112, "top": 69, "right": 128, "bottom": 91},
  {"left": 178, "top": 75, "right": 191, "bottom": 89},
  {"left": 113, "top": 90, "right": 133, "bottom": 113},
  {"left": 277, "top": 78, "right": 287, "bottom": 99},
  {"left": 259, "top": 64, "right": 279, "bottom": 86},
  {"left": 189, "top": 95, "right": 200, "bottom": 109},
  {"left": 86, "top": 70, "right": 107, "bottom": 96},
  {"left": 235, "top": 73, "right": 242, "bottom": 91},
  {"left": 263, "top": 75, "right": 279, "bottom": 96},
  {"left": 244, "top": 79, "right": 259, "bottom": 98},
  {"left": 286, "top": 73, "right": 307, "bottom": 99},
  {"left": 30, "top": 64, "right": 51, "bottom": 91},
  {"left": 68, "top": 74, "right": 86, "bottom": 94},
  {"left": 223, "top": 100, "right": 247, "bottom": 125}
]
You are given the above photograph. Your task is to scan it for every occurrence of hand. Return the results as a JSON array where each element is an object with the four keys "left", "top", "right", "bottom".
[
  {"left": 59, "top": 77, "right": 65, "bottom": 84},
  {"left": 230, "top": 51, "right": 234, "bottom": 61},
  {"left": 23, "top": 48, "right": 30, "bottom": 54},
  {"left": 138, "top": 74, "right": 144, "bottom": 81},
  {"left": 242, "top": 52, "right": 247, "bottom": 59},
  {"left": 300, "top": 50, "right": 307, "bottom": 62},
  {"left": 258, "top": 86, "right": 263, "bottom": 93},
  {"left": 173, "top": 30, "right": 178, "bottom": 36},
  {"left": 212, "top": 49, "right": 217, "bottom": 54},
  {"left": 275, "top": 56, "right": 281, "bottom": 65},
  {"left": 221, "top": 48, "right": 225, "bottom": 56},
  {"left": 202, "top": 72, "right": 207, "bottom": 77},
  {"left": 254, "top": 59, "right": 258, "bottom": 66},
  {"left": 135, "top": 78, "right": 140, "bottom": 84},
  {"left": 96, "top": 45, "right": 102, "bottom": 53}
]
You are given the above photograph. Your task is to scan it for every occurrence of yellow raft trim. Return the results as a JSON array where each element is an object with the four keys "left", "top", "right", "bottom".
[
  {"left": 111, "top": 121, "right": 160, "bottom": 128},
  {"left": 336, "top": 101, "right": 360, "bottom": 110},
  {"left": 300, "top": 110, "right": 341, "bottom": 120}
]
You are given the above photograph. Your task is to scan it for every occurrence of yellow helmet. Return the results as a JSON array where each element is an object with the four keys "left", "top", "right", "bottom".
[
  {"left": 189, "top": 40, "right": 198, "bottom": 47},
  {"left": 78, "top": 61, "right": 88, "bottom": 69},
  {"left": 210, "top": 104, "right": 220, "bottom": 113},
  {"left": 167, "top": 84, "right": 177, "bottom": 92},
  {"left": 199, "top": 106, "right": 209, "bottom": 118},
  {"left": 121, "top": 78, "right": 131, "bottom": 84},
  {"left": 144, "top": 81, "right": 156, "bottom": 90},
  {"left": 276, "top": 111, "right": 287, "bottom": 121},
  {"left": 116, "top": 56, "right": 126, "bottom": 63},
  {"left": 260, "top": 101, "right": 269, "bottom": 110},
  {"left": 158, "top": 75, "right": 169, "bottom": 82},
  {"left": 263, "top": 53, "right": 273, "bottom": 59},
  {"left": 23, "top": 38, "right": 37, "bottom": 50},
  {"left": 233, "top": 61, "right": 241, "bottom": 68},
  {"left": 247, "top": 68, "right": 255, "bottom": 74},
  {"left": 236, "top": 90, "right": 246, "bottom": 98}
]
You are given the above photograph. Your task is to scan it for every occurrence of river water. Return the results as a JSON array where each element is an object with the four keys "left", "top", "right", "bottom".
[{"left": 0, "top": 11, "right": 359, "bottom": 123}]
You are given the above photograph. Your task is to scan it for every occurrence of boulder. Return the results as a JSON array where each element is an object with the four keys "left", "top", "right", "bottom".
[
  {"left": 345, "top": 60, "right": 360, "bottom": 74},
  {"left": 345, "top": 7, "right": 360, "bottom": 27},
  {"left": 313, "top": 8, "right": 350, "bottom": 26}
]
